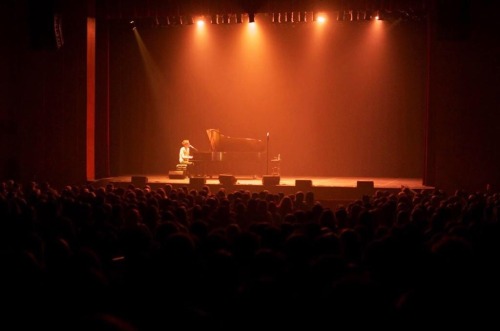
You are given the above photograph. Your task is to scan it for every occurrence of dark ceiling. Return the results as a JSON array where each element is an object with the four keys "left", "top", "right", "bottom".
[{"left": 98, "top": 0, "right": 428, "bottom": 19}]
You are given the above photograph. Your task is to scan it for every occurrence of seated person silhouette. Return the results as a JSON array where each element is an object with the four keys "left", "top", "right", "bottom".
[{"left": 179, "top": 139, "right": 194, "bottom": 167}]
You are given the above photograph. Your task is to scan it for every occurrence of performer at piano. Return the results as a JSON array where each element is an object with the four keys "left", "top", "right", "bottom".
[{"left": 179, "top": 139, "right": 194, "bottom": 165}]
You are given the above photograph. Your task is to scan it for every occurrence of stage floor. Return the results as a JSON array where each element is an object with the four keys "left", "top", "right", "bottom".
[{"left": 93, "top": 175, "right": 433, "bottom": 202}]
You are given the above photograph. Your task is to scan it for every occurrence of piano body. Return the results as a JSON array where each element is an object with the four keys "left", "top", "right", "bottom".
[{"left": 192, "top": 129, "right": 266, "bottom": 177}]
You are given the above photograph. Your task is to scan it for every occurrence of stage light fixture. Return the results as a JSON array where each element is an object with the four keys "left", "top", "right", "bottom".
[
  {"left": 211, "top": 14, "right": 218, "bottom": 24},
  {"left": 298, "top": 11, "right": 307, "bottom": 22},
  {"left": 219, "top": 175, "right": 237, "bottom": 186},
  {"left": 295, "top": 180, "right": 313, "bottom": 190},
  {"left": 280, "top": 12, "right": 287, "bottom": 23},
  {"left": 190, "top": 177, "right": 206, "bottom": 187},
  {"left": 364, "top": 10, "right": 372, "bottom": 20},
  {"left": 263, "top": 175, "right": 280, "bottom": 186},
  {"left": 170, "top": 15, "right": 181, "bottom": 25},
  {"left": 314, "top": 13, "right": 326, "bottom": 23},
  {"left": 337, "top": 10, "right": 345, "bottom": 21},
  {"left": 272, "top": 12, "right": 277, "bottom": 23},
  {"left": 351, "top": 10, "right": 359, "bottom": 21},
  {"left": 236, "top": 13, "right": 242, "bottom": 23},
  {"left": 249, "top": 12, "right": 255, "bottom": 23},
  {"left": 184, "top": 16, "right": 194, "bottom": 25},
  {"left": 375, "top": 10, "right": 386, "bottom": 20},
  {"left": 156, "top": 16, "right": 168, "bottom": 27}
]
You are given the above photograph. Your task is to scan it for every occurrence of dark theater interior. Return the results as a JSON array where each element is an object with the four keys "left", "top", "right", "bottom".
[{"left": 1, "top": 0, "right": 500, "bottom": 329}]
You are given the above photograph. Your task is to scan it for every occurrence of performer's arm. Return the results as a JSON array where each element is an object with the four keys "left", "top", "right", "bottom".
[{"left": 180, "top": 147, "right": 193, "bottom": 162}]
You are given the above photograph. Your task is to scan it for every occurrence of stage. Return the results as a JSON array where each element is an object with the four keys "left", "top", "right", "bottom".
[{"left": 92, "top": 175, "right": 433, "bottom": 203}]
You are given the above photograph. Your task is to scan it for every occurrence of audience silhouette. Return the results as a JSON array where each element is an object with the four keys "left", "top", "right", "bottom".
[{"left": 0, "top": 179, "right": 498, "bottom": 329}]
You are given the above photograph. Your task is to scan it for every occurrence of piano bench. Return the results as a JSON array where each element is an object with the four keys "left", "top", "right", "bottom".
[{"left": 176, "top": 164, "right": 188, "bottom": 171}]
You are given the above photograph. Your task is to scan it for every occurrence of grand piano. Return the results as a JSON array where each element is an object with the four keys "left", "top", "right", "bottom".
[{"left": 192, "top": 129, "right": 266, "bottom": 177}]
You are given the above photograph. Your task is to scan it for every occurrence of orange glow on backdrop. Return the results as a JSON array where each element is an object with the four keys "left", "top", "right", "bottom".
[{"left": 120, "top": 12, "right": 425, "bottom": 177}]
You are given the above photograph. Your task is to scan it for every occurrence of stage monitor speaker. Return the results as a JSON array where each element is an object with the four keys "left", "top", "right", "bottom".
[
  {"left": 131, "top": 176, "right": 148, "bottom": 187},
  {"left": 168, "top": 170, "right": 185, "bottom": 179},
  {"left": 295, "top": 179, "right": 313, "bottom": 190},
  {"left": 190, "top": 177, "right": 206, "bottom": 187},
  {"left": 219, "top": 174, "right": 237, "bottom": 186},
  {"left": 262, "top": 175, "right": 280, "bottom": 186},
  {"left": 357, "top": 180, "right": 374, "bottom": 189}
]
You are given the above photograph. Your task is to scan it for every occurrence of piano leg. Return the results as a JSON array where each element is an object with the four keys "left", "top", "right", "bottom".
[{"left": 191, "top": 162, "right": 206, "bottom": 178}]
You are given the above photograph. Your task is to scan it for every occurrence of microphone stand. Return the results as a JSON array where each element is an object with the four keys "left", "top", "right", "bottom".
[{"left": 266, "top": 132, "right": 269, "bottom": 175}]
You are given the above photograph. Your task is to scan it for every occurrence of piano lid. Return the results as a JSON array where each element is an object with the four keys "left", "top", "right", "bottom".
[{"left": 206, "top": 129, "right": 266, "bottom": 153}]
